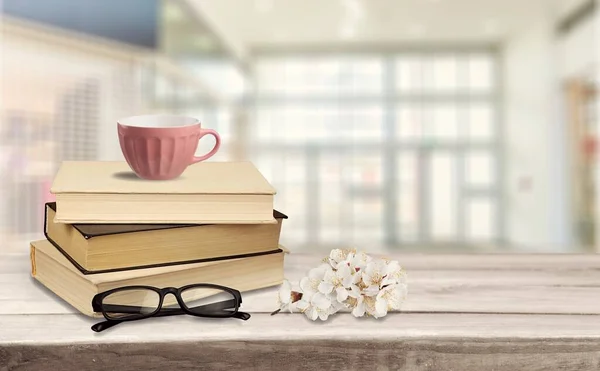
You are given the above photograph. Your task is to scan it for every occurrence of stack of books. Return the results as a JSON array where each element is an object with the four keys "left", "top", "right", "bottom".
[{"left": 30, "top": 161, "right": 287, "bottom": 317}]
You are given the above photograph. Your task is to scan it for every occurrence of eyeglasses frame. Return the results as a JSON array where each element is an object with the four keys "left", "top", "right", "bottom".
[{"left": 91, "top": 283, "right": 244, "bottom": 322}]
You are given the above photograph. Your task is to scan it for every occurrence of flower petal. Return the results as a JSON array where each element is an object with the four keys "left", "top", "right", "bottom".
[
  {"left": 342, "top": 274, "right": 354, "bottom": 288},
  {"left": 318, "top": 281, "right": 334, "bottom": 295},
  {"left": 330, "top": 300, "right": 345, "bottom": 314},
  {"left": 295, "top": 299, "right": 309, "bottom": 311},
  {"left": 311, "top": 292, "right": 332, "bottom": 310},
  {"left": 318, "top": 310, "right": 329, "bottom": 321},
  {"left": 287, "top": 302, "right": 297, "bottom": 313},
  {"left": 278, "top": 281, "right": 292, "bottom": 303},
  {"left": 375, "top": 297, "right": 388, "bottom": 318},
  {"left": 308, "top": 265, "right": 328, "bottom": 280},
  {"left": 352, "top": 301, "right": 366, "bottom": 317},
  {"left": 347, "top": 284, "right": 361, "bottom": 298},
  {"left": 362, "top": 272, "right": 372, "bottom": 286},
  {"left": 336, "top": 260, "right": 351, "bottom": 273},
  {"left": 336, "top": 287, "right": 349, "bottom": 302},
  {"left": 305, "top": 307, "right": 319, "bottom": 321},
  {"left": 329, "top": 249, "right": 347, "bottom": 264},
  {"left": 299, "top": 277, "right": 312, "bottom": 293},
  {"left": 363, "top": 285, "right": 380, "bottom": 297},
  {"left": 323, "top": 268, "right": 337, "bottom": 283}
]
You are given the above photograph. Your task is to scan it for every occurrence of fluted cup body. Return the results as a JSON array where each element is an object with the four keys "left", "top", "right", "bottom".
[{"left": 117, "top": 115, "right": 221, "bottom": 180}]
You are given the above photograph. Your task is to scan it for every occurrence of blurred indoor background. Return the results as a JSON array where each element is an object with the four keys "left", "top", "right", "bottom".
[{"left": 0, "top": 0, "right": 598, "bottom": 253}]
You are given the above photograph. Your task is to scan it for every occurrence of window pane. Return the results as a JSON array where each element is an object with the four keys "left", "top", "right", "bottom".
[
  {"left": 469, "top": 103, "right": 494, "bottom": 141},
  {"left": 283, "top": 152, "right": 306, "bottom": 184},
  {"left": 466, "top": 151, "right": 495, "bottom": 186},
  {"left": 349, "top": 200, "right": 384, "bottom": 243},
  {"left": 338, "top": 58, "right": 383, "bottom": 95},
  {"left": 256, "top": 58, "right": 287, "bottom": 94},
  {"left": 255, "top": 106, "right": 276, "bottom": 141},
  {"left": 396, "top": 106, "right": 422, "bottom": 140},
  {"left": 345, "top": 153, "right": 383, "bottom": 186},
  {"left": 255, "top": 104, "right": 382, "bottom": 143},
  {"left": 466, "top": 198, "right": 496, "bottom": 240},
  {"left": 431, "top": 55, "right": 458, "bottom": 91},
  {"left": 431, "top": 104, "right": 459, "bottom": 141},
  {"left": 468, "top": 54, "right": 494, "bottom": 91},
  {"left": 343, "top": 105, "right": 383, "bottom": 140},
  {"left": 256, "top": 57, "right": 382, "bottom": 96},
  {"left": 319, "top": 154, "right": 345, "bottom": 243},
  {"left": 430, "top": 152, "right": 458, "bottom": 239},
  {"left": 396, "top": 55, "right": 423, "bottom": 92},
  {"left": 397, "top": 152, "right": 420, "bottom": 241}
]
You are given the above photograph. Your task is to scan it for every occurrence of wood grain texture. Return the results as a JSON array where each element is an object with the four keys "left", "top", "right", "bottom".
[
  {"left": 4, "top": 253, "right": 600, "bottom": 315},
  {"left": 2, "top": 339, "right": 600, "bottom": 371},
  {"left": 3, "top": 252, "right": 600, "bottom": 370},
  {"left": 4, "top": 313, "right": 600, "bottom": 344}
]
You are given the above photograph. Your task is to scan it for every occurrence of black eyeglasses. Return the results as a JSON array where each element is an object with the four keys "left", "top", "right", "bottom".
[{"left": 91, "top": 283, "right": 250, "bottom": 332}]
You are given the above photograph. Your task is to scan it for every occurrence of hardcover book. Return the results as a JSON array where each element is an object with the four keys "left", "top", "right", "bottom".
[
  {"left": 50, "top": 161, "right": 277, "bottom": 224},
  {"left": 30, "top": 239, "right": 287, "bottom": 317},
  {"left": 43, "top": 202, "right": 287, "bottom": 274}
]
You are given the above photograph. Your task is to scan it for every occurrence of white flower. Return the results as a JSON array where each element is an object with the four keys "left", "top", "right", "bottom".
[
  {"left": 318, "top": 261, "right": 352, "bottom": 295},
  {"left": 349, "top": 292, "right": 366, "bottom": 317},
  {"left": 327, "top": 248, "right": 352, "bottom": 268},
  {"left": 372, "top": 283, "right": 407, "bottom": 317},
  {"left": 362, "top": 259, "right": 388, "bottom": 289},
  {"left": 381, "top": 260, "right": 406, "bottom": 286},
  {"left": 329, "top": 298, "right": 346, "bottom": 315},
  {"left": 300, "top": 264, "right": 331, "bottom": 294},
  {"left": 351, "top": 297, "right": 366, "bottom": 317},
  {"left": 272, "top": 249, "right": 408, "bottom": 321},
  {"left": 296, "top": 290, "right": 333, "bottom": 321},
  {"left": 277, "top": 280, "right": 296, "bottom": 313},
  {"left": 363, "top": 284, "right": 380, "bottom": 297},
  {"left": 346, "top": 284, "right": 366, "bottom": 317},
  {"left": 346, "top": 251, "right": 371, "bottom": 273},
  {"left": 382, "top": 283, "right": 408, "bottom": 310}
]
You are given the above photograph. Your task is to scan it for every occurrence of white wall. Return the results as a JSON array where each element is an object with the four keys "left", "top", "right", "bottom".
[
  {"left": 554, "top": 6, "right": 598, "bottom": 250},
  {"left": 503, "top": 3, "right": 597, "bottom": 250},
  {"left": 557, "top": 11, "right": 596, "bottom": 79},
  {"left": 503, "top": 16, "right": 567, "bottom": 250}
]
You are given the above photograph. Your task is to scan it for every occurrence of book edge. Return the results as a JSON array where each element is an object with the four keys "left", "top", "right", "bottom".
[
  {"left": 51, "top": 161, "right": 276, "bottom": 195},
  {"left": 45, "top": 202, "right": 288, "bottom": 238},
  {"left": 41, "top": 236, "right": 285, "bottom": 275}
]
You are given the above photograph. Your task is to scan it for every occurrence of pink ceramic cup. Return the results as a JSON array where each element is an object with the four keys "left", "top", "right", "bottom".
[{"left": 117, "top": 114, "right": 221, "bottom": 180}]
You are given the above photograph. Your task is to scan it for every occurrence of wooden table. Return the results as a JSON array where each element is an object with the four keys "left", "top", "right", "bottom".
[{"left": 2, "top": 252, "right": 600, "bottom": 370}]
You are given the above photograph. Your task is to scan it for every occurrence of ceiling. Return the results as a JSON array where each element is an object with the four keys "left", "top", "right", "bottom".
[
  {"left": 187, "top": 0, "right": 562, "bottom": 54},
  {"left": 160, "top": 0, "right": 228, "bottom": 56}
]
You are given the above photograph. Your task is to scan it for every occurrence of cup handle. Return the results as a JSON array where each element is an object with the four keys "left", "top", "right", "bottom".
[{"left": 192, "top": 129, "right": 221, "bottom": 163}]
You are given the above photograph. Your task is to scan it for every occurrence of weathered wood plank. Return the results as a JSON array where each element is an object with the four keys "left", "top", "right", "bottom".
[
  {"left": 3, "top": 248, "right": 600, "bottom": 370},
  {"left": 2, "top": 339, "right": 600, "bottom": 371},
  {"left": 3, "top": 313, "right": 600, "bottom": 344},
  {"left": 3, "top": 313, "right": 600, "bottom": 370},
  {"left": 6, "top": 251, "right": 600, "bottom": 273},
  {"left": 4, "top": 252, "right": 600, "bottom": 315}
]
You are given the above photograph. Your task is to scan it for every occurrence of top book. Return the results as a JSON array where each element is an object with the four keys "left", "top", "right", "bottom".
[{"left": 51, "top": 161, "right": 277, "bottom": 224}]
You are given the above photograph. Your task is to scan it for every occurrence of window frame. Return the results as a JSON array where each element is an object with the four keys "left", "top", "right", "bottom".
[{"left": 248, "top": 46, "right": 504, "bottom": 249}]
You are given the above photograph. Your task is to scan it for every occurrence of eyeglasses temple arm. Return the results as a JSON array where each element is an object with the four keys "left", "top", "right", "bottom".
[
  {"left": 91, "top": 319, "right": 122, "bottom": 333},
  {"left": 100, "top": 298, "right": 241, "bottom": 316},
  {"left": 233, "top": 311, "right": 251, "bottom": 320},
  {"left": 92, "top": 299, "right": 249, "bottom": 333}
]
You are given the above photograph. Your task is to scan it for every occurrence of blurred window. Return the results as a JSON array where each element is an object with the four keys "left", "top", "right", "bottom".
[{"left": 252, "top": 51, "right": 499, "bottom": 248}]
